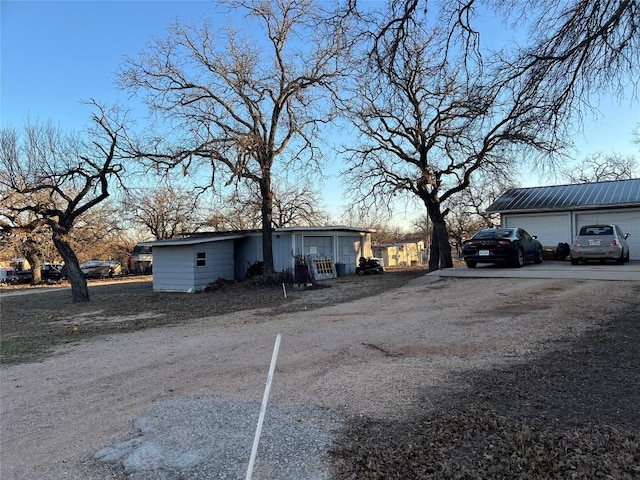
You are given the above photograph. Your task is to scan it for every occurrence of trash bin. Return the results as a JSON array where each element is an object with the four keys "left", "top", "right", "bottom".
[{"left": 335, "top": 262, "right": 346, "bottom": 277}]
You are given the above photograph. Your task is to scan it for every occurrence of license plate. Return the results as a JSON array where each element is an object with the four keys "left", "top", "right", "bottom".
[
  {"left": 479, "top": 250, "right": 490, "bottom": 256},
  {"left": 588, "top": 239, "right": 601, "bottom": 246}
]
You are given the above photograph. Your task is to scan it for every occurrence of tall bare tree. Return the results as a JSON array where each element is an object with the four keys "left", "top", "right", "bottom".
[
  {"left": 119, "top": 0, "right": 347, "bottom": 274},
  {"left": 342, "top": 6, "right": 551, "bottom": 269},
  {"left": 270, "top": 181, "right": 329, "bottom": 227},
  {"left": 0, "top": 104, "right": 125, "bottom": 302},
  {"left": 562, "top": 152, "right": 639, "bottom": 183},
  {"left": 204, "top": 180, "right": 329, "bottom": 230},
  {"left": 124, "top": 185, "right": 204, "bottom": 240},
  {"left": 342, "top": 0, "right": 639, "bottom": 270}
]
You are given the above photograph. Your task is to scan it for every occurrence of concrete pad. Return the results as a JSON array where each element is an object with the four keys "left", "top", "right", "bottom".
[{"left": 427, "top": 260, "right": 640, "bottom": 281}]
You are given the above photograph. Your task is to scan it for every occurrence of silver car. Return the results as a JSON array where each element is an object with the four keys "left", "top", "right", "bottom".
[{"left": 570, "top": 224, "right": 630, "bottom": 265}]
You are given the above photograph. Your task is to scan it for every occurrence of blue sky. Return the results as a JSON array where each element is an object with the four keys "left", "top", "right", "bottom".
[
  {"left": 2, "top": 1, "right": 639, "bottom": 226},
  {"left": 1, "top": 1, "right": 221, "bottom": 130}
]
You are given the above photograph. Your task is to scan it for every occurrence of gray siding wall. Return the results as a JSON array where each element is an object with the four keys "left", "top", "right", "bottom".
[
  {"left": 153, "top": 230, "right": 372, "bottom": 288},
  {"left": 273, "top": 233, "right": 294, "bottom": 273},
  {"left": 153, "top": 246, "right": 196, "bottom": 292},
  {"left": 153, "top": 242, "right": 235, "bottom": 292},
  {"left": 303, "top": 236, "right": 333, "bottom": 256},
  {"left": 235, "top": 235, "right": 264, "bottom": 280},
  {"left": 294, "top": 234, "right": 304, "bottom": 256},
  {"left": 193, "top": 242, "right": 235, "bottom": 290},
  {"left": 338, "top": 235, "right": 362, "bottom": 274}
]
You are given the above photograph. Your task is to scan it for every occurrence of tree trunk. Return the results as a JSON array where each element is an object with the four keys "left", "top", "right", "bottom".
[
  {"left": 426, "top": 204, "right": 453, "bottom": 271},
  {"left": 432, "top": 218, "right": 453, "bottom": 269},
  {"left": 428, "top": 238, "right": 439, "bottom": 272},
  {"left": 25, "top": 253, "right": 42, "bottom": 284},
  {"left": 259, "top": 177, "right": 275, "bottom": 275},
  {"left": 52, "top": 233, "right": 90, "bottom": 303}
]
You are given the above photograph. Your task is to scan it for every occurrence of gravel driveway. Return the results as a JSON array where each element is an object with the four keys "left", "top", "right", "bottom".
[{"left": 1, "top": 274, "right": 639, "bottom": 479}]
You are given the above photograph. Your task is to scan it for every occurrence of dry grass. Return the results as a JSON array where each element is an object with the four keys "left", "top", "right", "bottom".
[
  {"left": 3, "top": 269, "right": 639, "bottom": 478},
  {"left": 331, "top": 297, "right": 640, "bottom": 479},
  {"left": 0, "top": 267, "right": 429, "bottom": 365}
]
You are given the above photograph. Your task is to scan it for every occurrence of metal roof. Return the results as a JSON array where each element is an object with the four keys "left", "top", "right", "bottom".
[{"left": 486, "top": 179, "right": 640, "bottom": 213}]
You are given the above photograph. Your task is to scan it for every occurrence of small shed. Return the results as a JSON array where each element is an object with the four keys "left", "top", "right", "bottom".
[
  {"left": 142, "top": 226, "right": 373, "bottom": 292},
  {"left": 486, "top": 179, "right": 640, "bottom": 259}
]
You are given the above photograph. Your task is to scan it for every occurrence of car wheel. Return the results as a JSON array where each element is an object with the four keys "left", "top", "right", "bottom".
[
  {"left": 533, "top": 247, "right": 543, "bottom": 264},
  {"left": 624, "top": 251, "right": 630, "bottom": 263},
  {"left": 466, "top": 260, "right": 477, "bottom": 268},
  {"left": 570, "top": 257, "right": 580, "bottom": 265},
  {"left": 513, "top": 249, "right": 524, "bottom": 268},
  {"left": 616, "top": 251, "right": 624, "bottom": 265}
]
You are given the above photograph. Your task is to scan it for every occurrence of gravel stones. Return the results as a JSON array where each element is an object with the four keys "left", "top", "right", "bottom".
[{"left": 95, "top": 397, "right": 343, "bottom": 480}]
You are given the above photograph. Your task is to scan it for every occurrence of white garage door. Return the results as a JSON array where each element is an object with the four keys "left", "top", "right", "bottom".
[
  {"left": 503, "top": 213, "right": 571, "bottom": 247},
  {"left": 575, "top": 209, "right": 640, "bottom": 260}
]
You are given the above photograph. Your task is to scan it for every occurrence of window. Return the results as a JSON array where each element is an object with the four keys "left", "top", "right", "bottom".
[{"left": 196, "top": 252, "right": 206, "bottom": 267}]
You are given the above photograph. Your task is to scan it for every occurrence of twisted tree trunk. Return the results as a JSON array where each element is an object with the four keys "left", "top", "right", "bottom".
[{"left": 52, "top": 233, "right": 89, "bottom": 303}]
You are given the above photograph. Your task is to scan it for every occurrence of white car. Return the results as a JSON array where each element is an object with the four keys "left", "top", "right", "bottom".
[{"left": 570, "top": 224, "right": 630, "bottom": 265}]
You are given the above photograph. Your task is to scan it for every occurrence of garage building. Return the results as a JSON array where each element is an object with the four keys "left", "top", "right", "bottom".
[{"left": 486, "top": 178, "right": 640, "bottom": 260}]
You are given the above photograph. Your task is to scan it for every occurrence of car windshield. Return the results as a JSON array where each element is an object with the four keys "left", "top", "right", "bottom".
[
  {"left": 579, "top": 226, "right": 613, "bottom": 236},
  {"left": 473, "top": 229, "right": 512, "bottom": 239}
]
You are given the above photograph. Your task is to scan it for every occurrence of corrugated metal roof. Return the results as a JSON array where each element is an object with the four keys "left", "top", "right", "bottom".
[{"left": 486, "top": 179, "right": 640, "bottom": 213}]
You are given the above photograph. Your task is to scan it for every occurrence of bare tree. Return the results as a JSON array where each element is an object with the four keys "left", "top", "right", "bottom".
[
  {"left": 446, "top": 210, "right": 487, "bottom": 258},
  {"left": 342, "top": 0, "right": 639, "bottom": 270},
  {"left": 69, "top": 200, "right": 132, "bottom": 261},
  {"left": 205, "top": 187, "right": 263, "bottom": 231},
  {"left": 204, "top": 180, "right": 329, "bottom": 230},
  {"left": 124, "top": 185, "right": 204, "bottom": 240},
  {"left": 271, "top": 181, "right": 329, "bottom": 227},
  {"left": 119, "top": 0, "right": 347, "bottom": 274},
  {"left": 343, "top": 9, "right": 553, "bottom": 270},
  {"left": 1, "top": 198, "right": 129, "bottom": 283},
  {"left": 0, "top": 104, "right": 125, "bottom": 302},
  {"left": 461, "top": 169, "right": 517, "bottom": 227},
  {"left": 562, "top": 152, "right": 639, "bottom": 183},
  {"left": 0, "top": 219, "right": 53, "bottom": 284}
]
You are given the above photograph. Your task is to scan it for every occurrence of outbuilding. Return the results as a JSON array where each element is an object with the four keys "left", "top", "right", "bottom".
[
  {"left": 141, "top": 226, "right": 373, "bottom": 292},
  {"left": 486, "top": 178, "right": 640, "bottom": 259}
]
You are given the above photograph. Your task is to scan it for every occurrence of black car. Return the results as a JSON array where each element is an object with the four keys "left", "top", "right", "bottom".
[
  {"left": 462, "top": 227, "right": 543, "bottom": 268},
  {"left": 41, "top": 264, "right": 65, "bottom": 282}
]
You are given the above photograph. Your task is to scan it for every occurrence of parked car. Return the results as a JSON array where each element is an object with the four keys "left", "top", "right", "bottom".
[
  {"left": 570, "top": 224, "right": 630, "bottom": 265},
  {"left": 462, "top": 227, "right": 543, "bottom": 268},
  {"left": 41, "top": 263, "right": 65, "bottom": 282}
]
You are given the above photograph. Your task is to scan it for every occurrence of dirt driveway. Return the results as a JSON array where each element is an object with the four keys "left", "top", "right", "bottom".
[{"left": 1, "top": 273, "right": 639, "bottom": 479}]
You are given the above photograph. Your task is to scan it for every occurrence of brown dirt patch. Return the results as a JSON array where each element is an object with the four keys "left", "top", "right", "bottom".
[
  {"left": 2, "top": 272, "right": 639, "bottom": 480},
  {"left": 0, "top": 267, "right": 428, "bottom": 364}
]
